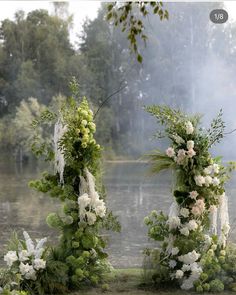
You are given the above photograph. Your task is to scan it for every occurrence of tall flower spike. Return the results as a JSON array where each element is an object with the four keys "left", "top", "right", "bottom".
[{"left": 54, "top": 119, "right": 67, "bottom": 183}]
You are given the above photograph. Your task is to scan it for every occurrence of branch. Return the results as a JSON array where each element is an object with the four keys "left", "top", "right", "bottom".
[
  {"left": 224, "top": 128, "right": 236, "bottom": 135},
  {"left": 94, "top": 80, "right": 127, "bottom": 119}
]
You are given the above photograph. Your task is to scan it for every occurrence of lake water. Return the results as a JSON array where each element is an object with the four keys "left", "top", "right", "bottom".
[{"left": 0, "top": 159, "right": 236, "bottom": 268}]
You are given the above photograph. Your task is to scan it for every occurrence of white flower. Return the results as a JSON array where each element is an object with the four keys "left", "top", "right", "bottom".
[
  {"left": 191, "top": 199, "right": 205, "bottom": 216},
  {"left": 187, "top": 220, "right": 198, "bottom": 231},
  {"left": 19, "top": 250, "right": 30, "bottom": 262},
  {"left": 180, "top": 227, "right": 189, "bottom": 236},
  {"left": 194, "top": 175, "right": 205, "bottom": 186},
  {"left": 212, "top": 163, "right": 220, "bottom": 174},
  {"left": 175, "top": 269, "right": 184, "bottom": 279},
  {"left": 180, "top": 208, "right": 189, "bottom": 218},
  {"left": 212, "top": 177, "right": 220, "bottom": 186},
  {"left": 176, "top": 149, "right": 186, "bottom": 164},
  {"left": 78, "top": 193, "right": 90, "bottom": 208},
  {"left": 204, "top": 234, "right": 212, "bottom": 245},
  {"left": 204, "top": 175, "right": 212, "bottom": 187},
  {"left": 34, "top": 258, "right": 46, "bottom": 270},
  {"left": 166, "top": 147, "right": 175, "bottom": 158},
  {"left": 187, "top": 148, "right": 196, "bottom": 158},
  {"left": 168, "top": 216, "right": 181, "bottom": 229},
  {"left": 204, "top": 166, "right": 213, "bottom": 175},
  {"left": 169, "top": 260, "right": 177, "bottom": 268},
  {"left": 185, "top": 121, "right": 194, "bottom": 135},
  {"left": 187, "top": 140, "right": 194, "bottom": 150},
  {"left": 4, "top": 251, "right": 18, "bottom": 267},
  {"left": 94, "top": 205, "right": 106, "bottom": 218},
  {"left": 189, "top": 191, "right": 198, "bottom": 200},
  {"left": 172, "top": 134, "right": 185, "bottom": 144},
  {"left": 178, "top": 250, "right": 200, "bottom": 265},
  {"left": 171, "top": 247, "right": 179, "bottom": 256},
  {"left": 86, "top": 212, "right": 97, "bottom": 225},
  {"left": 19, "top": 263, "right": 36, "bottom": 280},
  {"left": 182, "top": 264, "right": 191, "bottom": 272}
]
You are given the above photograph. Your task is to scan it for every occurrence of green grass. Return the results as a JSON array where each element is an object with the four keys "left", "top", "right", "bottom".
[{"left": 70, "top": 269, "right": 235, "bottom": 295}]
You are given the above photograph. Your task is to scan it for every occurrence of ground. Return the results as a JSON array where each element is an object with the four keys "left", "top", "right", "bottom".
[{"left": 71, "top": 269, "right": 234, "bottom": 295}]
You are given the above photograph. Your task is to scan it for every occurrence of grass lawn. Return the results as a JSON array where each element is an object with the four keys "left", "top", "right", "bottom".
[{"left": 71, "top": 269, "right": 234, "bottom": 295}]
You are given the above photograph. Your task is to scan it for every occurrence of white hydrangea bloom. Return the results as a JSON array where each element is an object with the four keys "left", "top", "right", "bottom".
[
  {"left": 178, "top": 250, "right": 200, "bottom": 265},
  {"left": 4, "top": 251, "right": 18, "bottom": 267}
]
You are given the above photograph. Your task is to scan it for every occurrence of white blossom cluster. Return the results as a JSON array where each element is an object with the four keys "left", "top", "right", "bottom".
[
  {"left": 78, "top": 169, "right": 106, "bottom": 226},
  {"left": 4, "top": 231, "right": 47, "bottom": 281}
]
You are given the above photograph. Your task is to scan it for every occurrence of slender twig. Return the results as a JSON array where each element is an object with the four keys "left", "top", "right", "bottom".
[
  {"left": 224, "top": 128, "right": 236, "bottom": 135},
  {"left": 94, "top": 80, "right": 127, "bottom": 119}
]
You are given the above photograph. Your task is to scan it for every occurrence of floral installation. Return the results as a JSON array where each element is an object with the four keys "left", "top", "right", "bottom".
[
  {"left": 143, "top": 105, "right": 236, "bottom": 292},
  {"left": 27, "top": 80, "right": 120, "bottom": 293}
]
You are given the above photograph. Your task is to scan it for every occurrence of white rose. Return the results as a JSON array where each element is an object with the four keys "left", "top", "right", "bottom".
[
  {"left": 166, "top": 147, "right": 175, "bottom": 158},
  {"left": 194, "top": 175, "right": 205, "bottom": 186},
  {"left": 175, "top": 269, "right": 184, "bottom": 279},
  {"left": 187, "top": 220, "right": 198, "bottom": 231},
  {"left": 171, "top": 247, "right": 179, "bottom": 255},
  {"left": 180, "top": 227, "right": 189, "bottom": 236},
  {"left": 78, "top": 193, "right": 91, "bottom": 208},
  {"left": 212, "top": 177, "right": 220, "bottom": 186},
  {"left": 204, "top": 175, "right": 212, "bottom": 187},
  {"left": 187, "top": 140, "right": 194, "bottom": 150},
  {"left": 4, "top": 251, "right": 18, "bottom": 267},
  {"left": 185, "top": 121, "right": 194, "bottom": 134},
  {"left": 180, "top": 208, "right": 189, "bottom": 218},
  {"left": 189, "top": 191, "right": 198, "bottom": 200}
]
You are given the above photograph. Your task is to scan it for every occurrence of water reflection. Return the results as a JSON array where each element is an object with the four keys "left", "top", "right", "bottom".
[{"left": 0, "top": 159, "right": 236, "bottom": 268}]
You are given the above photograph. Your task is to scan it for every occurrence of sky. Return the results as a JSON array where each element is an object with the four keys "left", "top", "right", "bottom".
[{"left": 0, "top": 1, "right": 101, "bottom": 45}]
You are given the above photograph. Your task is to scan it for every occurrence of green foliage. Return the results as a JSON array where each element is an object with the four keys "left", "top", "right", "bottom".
[{"left": 106, "top": 2, "right": 168, "bottom": 62}]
